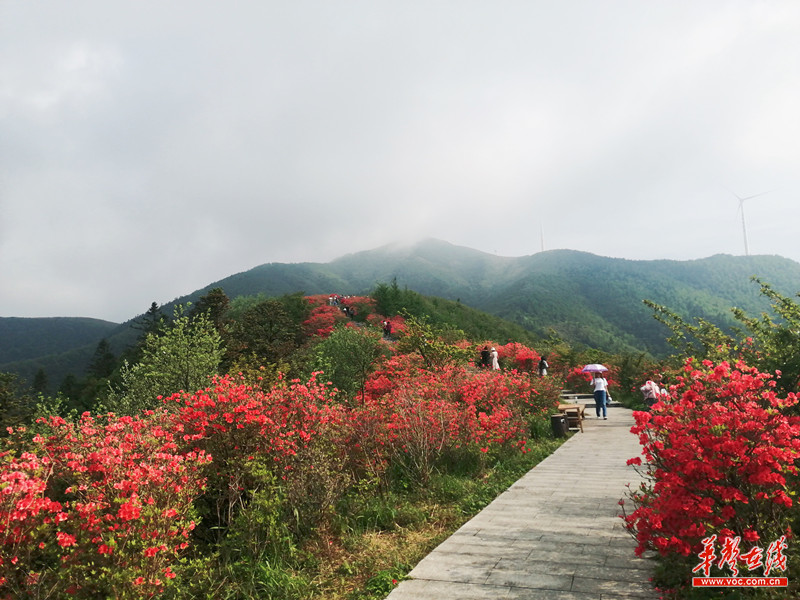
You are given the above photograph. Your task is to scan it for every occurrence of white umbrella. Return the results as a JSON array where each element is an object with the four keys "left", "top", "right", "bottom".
[{"left": 581, "top": 363, "right": 608, "bottom": 373}]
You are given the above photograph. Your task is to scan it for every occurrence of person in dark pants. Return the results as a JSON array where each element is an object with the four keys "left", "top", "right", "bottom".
[
  {"left": 538, "top": 356, "right": 549, "bottom": 376},
  {"left": 591, "top": 372, "right": 610, "bottom": 419},
  {"left": 480, "top": 345, "right": 490, "bottom": 368}
]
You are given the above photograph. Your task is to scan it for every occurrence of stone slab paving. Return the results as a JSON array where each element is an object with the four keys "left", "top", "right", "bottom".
[{"left": 386, "top": 407, "right": 659, "bottom": 600}]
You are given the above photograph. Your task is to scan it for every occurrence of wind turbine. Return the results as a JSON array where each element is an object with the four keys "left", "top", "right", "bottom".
[{"left": 728, "top": 189, "right": 771, "bottom": 256}]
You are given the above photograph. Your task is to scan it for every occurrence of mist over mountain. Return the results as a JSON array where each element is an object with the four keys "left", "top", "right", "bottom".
[{"left": 3, "top": 239, "right": 800, "bottom": 386}]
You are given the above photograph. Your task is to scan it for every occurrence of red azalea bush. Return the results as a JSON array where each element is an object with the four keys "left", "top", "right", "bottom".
[
  {"left": 303, "top": 303, "right": 348, "bottom": 338},
  {"left": 0, "top": 413, "right": 209, "bottom": 599},
  {"left": 624, "top": 359, "right": 800, "bottom": 568},
  {"left": 0, "top": 334, "right": 557, "bottom": 597},
  {"left": 495, "top": 342, "right": 541, "bottom": 373},
  {"left": 365, "top": 313, "right": 406, "bottom": 335},
  {"left": 564, "top": 367, "right": 593, "bottom": 393},
  {"left": 166, "top": 373, "right": 348, "bottom": 535},
  {"left": 338, "top": 295, "right": 377, "bottom": 321},
  {"left": 357, "top": 356, "right": 557, "bottom": 483},
  {"left": 303, "top": 294, "right": 384, "bottom": 338}
]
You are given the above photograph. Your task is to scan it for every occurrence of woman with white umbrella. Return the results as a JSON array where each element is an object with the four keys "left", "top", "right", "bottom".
[{"left": 583, "top": 364, "right": 610, "bottom": 420}]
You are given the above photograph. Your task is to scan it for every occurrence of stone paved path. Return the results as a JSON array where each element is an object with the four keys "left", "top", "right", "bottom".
[{"left": 385, "top": 407, "right": 659, "bottom": 599}]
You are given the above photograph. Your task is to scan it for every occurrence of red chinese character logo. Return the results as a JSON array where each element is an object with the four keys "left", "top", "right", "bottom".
[
  {"left": 764, "top": 535, "right": 788, "bottom": 576},
  {"left": 693, "top": 534, "right": 788, "bottom": 579},
  {"left": 738, "top": 545, "right": 764, "bottom": 571},
  {"left": 692, "top": 535, "right": 717, "bottom": 577},
  {"left": 717, "top": 536, "right": 741, "bottom": 576}
]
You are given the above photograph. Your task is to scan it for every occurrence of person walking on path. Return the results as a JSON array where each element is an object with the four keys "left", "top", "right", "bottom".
[
  {"left": 537, "top": 355, "right": 549, "bottom": 376},
  {"left": 592, "top": 371, "right": 610, "bottom": 419},
  {"left": 490, "top": 347, "right": 500, "bottom": 370},
  {"left": 640, "top": 378, "right": 659, "bottom": 410}
]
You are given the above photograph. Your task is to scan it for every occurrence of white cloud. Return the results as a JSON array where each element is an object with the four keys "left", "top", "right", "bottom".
[{"left": 1, "top": 0, "right": 800, "bottom": 321}]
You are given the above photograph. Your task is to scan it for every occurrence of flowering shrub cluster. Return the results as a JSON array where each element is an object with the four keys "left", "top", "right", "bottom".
[
  {"left": 1, "top": 332, "right": 556, "bottom": 598},
  {"left": 303, "top": 302, "right": 349, "bottom": 338},
  {"left": 304, "top": 294, "right": 405, "bottom": 340},
  {"left": 494, "top": 342, "right": 541, "bottom": 372},
  {"left": 0, "top": 413, "right": 209, "bottom": 599},
  {"left": 357, "top": 353, "right": 557, "bottom": 484},
  {"left": 166, "top": 373, "right": 347, "bottom": 534},
  {"left": 624, "top": 359, "right": 800, "bottom": 575},
  {"left": 365, "top": 313, "right": 406, "bottom": 335}
]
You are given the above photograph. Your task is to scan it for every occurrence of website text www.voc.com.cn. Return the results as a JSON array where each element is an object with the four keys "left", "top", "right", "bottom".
[{"left": 693, "top": 577, "right": 788, "bottom": 588}]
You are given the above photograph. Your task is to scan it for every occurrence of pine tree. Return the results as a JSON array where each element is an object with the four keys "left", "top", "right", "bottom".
[
  {"left": 190, "top": 288, "right": 230, "bottom": 331},
  {"left": 32, "top": 368, "right": 48, "bottom": 395},
  {"left": 87, "top": 339, "right": 116, "bottom": 378},
  {"left": 0, "top": 372, "right": 32, "bottom": 433}
]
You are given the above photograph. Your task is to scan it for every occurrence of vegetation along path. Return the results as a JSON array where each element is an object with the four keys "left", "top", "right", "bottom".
[{"left": 385, "top": 407, "right": 658, "bottom": 600}]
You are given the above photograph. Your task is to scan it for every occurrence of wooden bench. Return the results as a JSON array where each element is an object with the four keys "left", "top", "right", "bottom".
[{"left": 558, "top": 403, "right": 584, "bottom": 433}]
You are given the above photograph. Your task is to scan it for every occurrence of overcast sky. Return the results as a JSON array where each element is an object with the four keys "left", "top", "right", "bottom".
[{"left": 2, "top": 1, "right": 800, "bottom": 322}]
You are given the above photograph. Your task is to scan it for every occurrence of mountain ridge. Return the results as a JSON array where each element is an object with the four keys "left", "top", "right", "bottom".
[
  {"left": 167, "top": 239, "right": 800, "bottom": 357},
  {"left": 2, "top": 239, "right": 799, "bottom": 387}
]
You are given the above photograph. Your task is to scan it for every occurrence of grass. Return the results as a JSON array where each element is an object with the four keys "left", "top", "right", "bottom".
[
  {"left": 298, "top": 430, "right": 567, "bottom": 600},
  {"left": 170, "top": 417, "right": 569, "bottom": 600}
]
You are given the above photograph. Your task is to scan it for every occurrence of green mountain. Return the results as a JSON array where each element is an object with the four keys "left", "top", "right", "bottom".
[
  {"left": 3, "top": 239, "right": 800, "bottom": 387},
  {"left": 0, "top": 318, "right": 137, "bottom": 393},
  {"left": 178, "top": 239, "right": 800, "bottom": 356},
  {"left": 0, "top": 317, "right": 119, "bottom": 364}
]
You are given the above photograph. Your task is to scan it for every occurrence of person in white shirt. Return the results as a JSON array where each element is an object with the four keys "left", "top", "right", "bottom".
[
  {"left": 640, "top": 379, "right": 660, "bottom": 410},
  {"left": 592, "top": 372, "right": 610, "bottom": 419}
]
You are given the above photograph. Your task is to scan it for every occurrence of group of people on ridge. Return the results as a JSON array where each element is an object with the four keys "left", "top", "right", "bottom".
[
  {"left": 588, "top": 372, "right": 667, "bottom": 420},
  {"left": 478, "top": 346, "right": 549, "bottom": 376},
  {"left": 479, "top": 346, "right": 500, "bottom": 370}
]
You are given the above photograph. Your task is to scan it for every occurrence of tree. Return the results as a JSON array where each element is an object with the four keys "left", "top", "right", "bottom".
[
  {"left": 731, "top": 278, "right": 800, "bottom": 395},
  {"left": 122, "top": 302, "right": 168, "bottom": 367},
  {"left": 106, "top": 305, "right": 224, "bottom": 414},
  {"left": 59, "top": 374, "right": 82, "bottom": 405},
  {"left": 227, "top": 299, "right": 302, "bottom": 369},
  {"left": 372, "top": 279, "right": 424, "bottom": 317},
  {"left": 394, "top": 315, "right": 472, "bottom": 370},
  {"left": 87, "top": 339, "right": 116, "bottom": 379},
  {"left": 311, "top": 325, "right": 387, "bottom": 402},
  {"left": 32, "top": 368, "right": 48, "bottom": 395},
  {"left": 646, "top": 277, "right": 800, "bottom": 395},
  {"left": 133, "top": 301, "right": 166, "bottom": 335},
  {"left": 643, "top": 299, "right": 735, "bottom": 363},
  {"left": 190, "top": 287, "right": 230, "bottom": 332},
  {"left": 0, "top": 372, "right": 32, "bottom": 433}
]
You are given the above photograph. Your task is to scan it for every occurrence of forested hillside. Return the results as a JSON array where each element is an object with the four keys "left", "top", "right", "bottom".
[
  {"left": 3, "top": 239, "right": 800, "bottom": 388},
  {"left": 0, "top": 317, "right": 118, "bottom": 364},
  {"left": 177, "top": 240, "right": 800, "bottom": 357},
  {"left": 0, "top": 320, "right": 139, "bottom": 394}
]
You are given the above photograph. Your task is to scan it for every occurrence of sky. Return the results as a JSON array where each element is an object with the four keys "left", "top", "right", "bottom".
[{"left": 2, "top": 1, "right": 800, "bottom": 323}]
